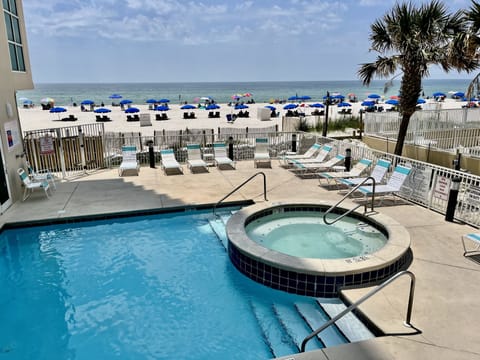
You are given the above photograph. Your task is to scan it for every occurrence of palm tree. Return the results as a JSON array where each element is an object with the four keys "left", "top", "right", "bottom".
[
  {"left": 464, "top": 1, "right": 480, "bottom": 99},
  {"left": 358, "top": 1, "right": 478, "bottom": 156}
]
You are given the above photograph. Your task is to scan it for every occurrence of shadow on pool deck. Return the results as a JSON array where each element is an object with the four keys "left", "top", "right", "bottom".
[{"left": 3, "top": 160, "right": 480, "bottom": 360}]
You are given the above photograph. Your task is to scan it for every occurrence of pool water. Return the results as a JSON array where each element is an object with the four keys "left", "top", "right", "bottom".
[
  {"left": 245, "top": 211, "right": 387, "bottom": 259},
  {"left": 0, "top": 210, "right": 346, "bottom": 359}
]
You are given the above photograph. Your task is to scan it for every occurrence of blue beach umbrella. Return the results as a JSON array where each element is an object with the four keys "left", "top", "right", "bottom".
[
  {"left": 94, "top": 107, "right": 111, "bottom": 113},
  {"left": 109, "top": 94, "right": 122, "bottom": 99},
  {"left": 181, "top": 104, "right": 196, "bottom": 110},
  {"left": 337, "top": 102, "right": 352, "bottom": 107},
  {"left": 361, "top": 100, "right": 376, "bottom": 106},
  {"left": 81, "top": 99, "right": 95, "bottom": 105},
  {"left": 146, "top": 99, "right": 158, "bottom": 104},
  {"left": 120, "top": 99, "right": 133, "bottom": 105},
  {"left": 453, "top": 91, "right": 465, "bottom": 98},
  {"left": 299, "top": 95, "right": 311, "bottom": 101},
  {"left": 417, "top": 98, "right": 426, "bottom": 104},
  {"left": 265, "top": 105, "right": 276, "bottom": 110},
  {"left": 155, "top": 105, "right": 170, "bottom": 111},
  {"left": 433, "top": 92, "right": 446, "bottom": 97},
  {"left": 288, "top": 95, "right": 299, "bottom": 101},
  {"left": 205, "top": 104, "right": 220, "bottom": 110},
  {"left": 234, "top": 104, "right": 249, "bottom": 110},
  {"left": 125, "top": 107, "right": 139, "bottom": 113},
  {"left": 283, "top": 103, "right": 298, "bottom": 110},
  {"left": 49, "top": 106, "right": 67, "bottom": 113},
  {"left": 367, "top": 93, "right": 381, "bottom": 99},
  {"left": 158, "top": 98, "right": 170, "bottom": 103},
  {"left": 309, "top": 103, "right": 324, "bottom": 108},
  {"left": 385, "top": 99, "right": 399, "bottom": 105}
]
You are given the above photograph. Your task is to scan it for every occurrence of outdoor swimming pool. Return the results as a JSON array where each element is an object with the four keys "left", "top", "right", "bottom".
[{"left": 0, "top": 208, "right": 369, "bottom": 359}]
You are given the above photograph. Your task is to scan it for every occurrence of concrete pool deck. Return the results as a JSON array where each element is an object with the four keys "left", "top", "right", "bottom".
[{"left": 2, "top": 160, "right": 480, "bottom": 360}]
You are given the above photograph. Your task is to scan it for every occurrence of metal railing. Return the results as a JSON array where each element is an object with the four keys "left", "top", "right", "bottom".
[
  {"left": 300, "top": 270, "right": 416, "bottom": 352},
  {"left": 213, "top": 172, "right": 268, "bottom": 217},
  {"left": 323, "top": 176, "right": 376, "bottom": 225}
]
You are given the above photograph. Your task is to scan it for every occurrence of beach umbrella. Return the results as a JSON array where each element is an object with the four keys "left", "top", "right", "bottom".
[
  {"left": 453, "top": 91, "right": 465, "bottom": 98},
  {"left": 361, "top": 100, "right": 376, "bottom": 106},
  {"left": 433, "top": 92, "right": 446, "bottom": 97},
  {"left": 283, "top": 103, "right": 298, "bottom": 110},
  {"left": 389, "top": 95, "right": 400, "bottom": 100},
  {"left": 234, "top": 104, "right": 249, "bottom": 110},
  {"left": 298, "top": 95, "right": 311, "bottom": 101},
  {"left": 94, "top": 107, "right": 111, "bottom": 113},
  {"left": 158, "top": 98, "right": 170, "bottom": 103},
  {"left": 309, "top": 103, "right": 324, "bottom": 108},
  {"left": 417, "top": 98, "right": 426, "bottom": 104},
  {"left": 243, "top": 92, "right": 252, "bottom": 97},
  {"left": 146, "top": 99, "right": 158, "bottom": 104},
  {"left": 49, "top": 106, "right": 67, "bottom": 120},
  {"left": 205, "top": 104, "right": 220, "bottom": 110},
  {"left": 125, "top": 107, "right": 139, "bottom": 113},
  {"left": 22, "top": 99, "right": 33, "bottom": 106},
  {"left": 81, "top": 99, "right": 95, "bottom": 105},
  {"left": 288, "top": 95, "right": 299, "bottom": 101},
  {"left": 41, "top": 97, "right": 55, "bottom": 104},
  {"left": 337, "top": 102, "right": 352, "bottom": 107},
  {"left": 231, "top": 93, "right": 243, "bottom": 100},
  {"left": 385, "top": 99, "right": 399, "bottom": 105},
  {"left": 331, "top": 94, "right": 345, "bottom": 100},
  {"left": 367, "top": 93, "right": 381, "bottom": 99},
  {"left": 155, "top": 105, "right": 170, "bottom": 111},
  {"left": 265, "top": 105, "right": 276, "bottom": 110},
  {"left": 109, "top": 94, "right": 122, "bottom": 99},
  {"left": 181, "top": 104, "right": 196, "bottom": 110},
  {"left": 120, "top": 99, "right": 133, "bottom": 105}
]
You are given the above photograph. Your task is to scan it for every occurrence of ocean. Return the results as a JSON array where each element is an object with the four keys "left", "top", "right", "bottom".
[{"left": 16, "top": 79, "right": 473, "bottom": 106}]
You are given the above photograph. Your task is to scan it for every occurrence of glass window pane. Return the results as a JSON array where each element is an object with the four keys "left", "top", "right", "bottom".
[
  {"left": 8, "top": 43, "right": 17, "bottom": 71},
  {"left": 16, "top": 45, "right": 24, "bottom": 71},
  {"left": 12, "top": 16, "right": 20, "bottom": 43},
  {"left": 2, "top": 0, "right": 9, "bottom": 11},
  {"left": 10, "top": 0, "right": 16, "bottom": 15},
  {"left": 4, "top": 13, "right": 13, "bottom": 41}
]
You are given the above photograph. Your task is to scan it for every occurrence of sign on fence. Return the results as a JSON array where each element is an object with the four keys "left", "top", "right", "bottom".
[
  {"left": 400, "top": 163, "right": 433, "bottom": 203},
  {"left": 433, "top": 175, "right": 451, "bottom": 201},
  {"left": 39, "top": 135, "right": 55, "bottom": 155}
]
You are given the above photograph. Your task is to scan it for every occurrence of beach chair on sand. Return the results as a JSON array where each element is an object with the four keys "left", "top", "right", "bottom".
[
  {"left": 254, "top": 138, "right": 271, "bottom": 168},
  {"left": 338, "top": 159, "right": 391, "bottom": 188},
  {"left": 119, "top": 146, "right": 140, "bottom": 176},
  {"left": 352, "top": 164, "right": 412, "bottom": 204},
  {"left": 187, "top": 144, "right": 208, "bottom": 173},
  {"left": 213, "top": 143, "right": 235, "bottom": 169},
  {"left": 160, "top": 149, "right": 183, "bottom": 175},
  {"left": 318, "top": 158, "right": 372, "bottom": 187},
  {"left": 17, "top": 168, "right": 51, "bottom": 201}
]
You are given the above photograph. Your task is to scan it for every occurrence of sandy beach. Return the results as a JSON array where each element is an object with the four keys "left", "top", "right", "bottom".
[{"left": 17, "top": 98, "right": 467, "bottom": 136}]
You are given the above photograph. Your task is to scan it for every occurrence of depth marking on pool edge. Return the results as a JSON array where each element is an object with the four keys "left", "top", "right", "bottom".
[{"left": 345, "top": 256, "right": 370, "bottom": 263}]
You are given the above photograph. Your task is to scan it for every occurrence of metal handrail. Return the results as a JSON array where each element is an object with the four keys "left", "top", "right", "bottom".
[
  {"left": 213, "top": 172, "right": 268, "bottom": 217},
  {"left": 323, "top": 176, "right": 376, "bottom": 225},
  {"left": 300, "top": 270, "right": 416, "bottom": 352}
]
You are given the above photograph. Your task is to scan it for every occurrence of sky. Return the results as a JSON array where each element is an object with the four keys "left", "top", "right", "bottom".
[{"left": 21, "top": 0, "right": 475, "bottom": 83}]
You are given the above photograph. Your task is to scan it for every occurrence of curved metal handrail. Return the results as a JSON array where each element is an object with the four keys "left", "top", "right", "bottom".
[
  {"left": 300, "top": 270, "right": 416, "bottom": 352},
  {"left": 323, "top": 176, "right": 376, "bottom": 225},
  {"left": 213, "top": 172, "right": 268, "bottom": 217}
]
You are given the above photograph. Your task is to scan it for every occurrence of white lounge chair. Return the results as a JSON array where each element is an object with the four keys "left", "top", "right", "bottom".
[
  {"left": 17, "top": 168, "right": 51, "bottom": 201},
  {"left": 254, "top": 138, "right": 271, "bottom": 168},
  {"left": 160, "top": 149, "right": 183, "bottom": 175},
  {"left": 119, "top": 146, "right": 140, "bottom": 176},
  {"left": 213, "top": 143, "right": 235, "bottom": 169},
  {"left": 318, "top": 158, "right": 372, "bottom": 187},
  {"left": 25, "top": 160, "right": 56, "bottom": 190},
  {"left": 338, "top": 158, "right": 392, "bottom": 187},
  {"left": 354, "top": 164, "right": 412, "bottom": 204},
  {"left": 462, "top": 233, "right": 480, "bottom": 257},
  {"left": 282, "top": 142, "right": 321, "bottom": 163},
  {"left": 291, "top": 154, "right": 345, "bottom": 176},
  {"left": 285, "top": 144, "right": 333, "bottom": 166},
  {"left": 187, "top": 144, "right": 208, "bottom": 173}
]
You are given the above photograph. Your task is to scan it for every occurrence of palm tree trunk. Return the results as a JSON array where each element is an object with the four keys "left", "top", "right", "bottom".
[{"left": 394, "top": 113, "right": 411, "bottom": 155}]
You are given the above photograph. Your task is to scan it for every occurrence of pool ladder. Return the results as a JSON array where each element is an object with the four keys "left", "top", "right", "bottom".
[
  {"left": 300, "top": 270, "right": 417, "bottom": 352},
  {"left": 213, "top": 172, "right": 268, "bottom": 217},
  {"left": 323, "top": 176, "right": 376, "bottom": 225}
]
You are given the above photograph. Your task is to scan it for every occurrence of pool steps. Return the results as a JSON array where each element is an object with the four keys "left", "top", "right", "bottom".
[{"left": 208, "top": 212, "right": 375, "bottom": 358}]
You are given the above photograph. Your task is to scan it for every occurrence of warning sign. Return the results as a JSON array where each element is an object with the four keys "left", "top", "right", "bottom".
[
  {"left": 433, "top": 176, "right": 451, "bottom": 201},
  {"left": 40, "top": 135, "right": 55, "bottom": 155}
]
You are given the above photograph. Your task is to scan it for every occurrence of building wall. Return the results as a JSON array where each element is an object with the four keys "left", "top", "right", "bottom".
[{"left": 0, "top": 0, "right": 34, "bottom": 204}]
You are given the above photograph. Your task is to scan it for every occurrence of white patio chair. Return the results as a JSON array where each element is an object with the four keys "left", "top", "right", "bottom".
[
  {"left": 213, "top": 143, "right": 235, "bottom": 169},
  {"left": 160, "top": 149, "right": 183, "bottom": 175},
  {"left": 119, "top": 146, "right": 140, "bottom": 176},
  {"left": 17, "top": 168, "right": 51, "bottom": 201},
  {"left": 187, "top": 144, "right": 208, "bottom": 173},
  {"left": 254, "top": 138, "right": 271, "bottom": 168}
]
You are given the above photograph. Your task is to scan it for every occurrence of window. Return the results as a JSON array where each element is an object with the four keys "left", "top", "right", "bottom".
[{"left": 3, "top": 0, "right": 24, "bottom": 72}]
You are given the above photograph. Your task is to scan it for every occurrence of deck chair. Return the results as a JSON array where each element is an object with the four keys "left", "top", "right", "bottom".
[
  {"left": 119, "top": 146, "right": 140, "bottom": 176},
  {"left": 17, "top": 168, "right": 51, "bottom": 201},
  {"left": 254, "top": 138, "right": 271, "bottom": 168},
  {"left": 160, "top": 149, "right": 183, "bottom": 175},
  {"left": 318, "top": 158, "right": 372, "bottom": 187},
  {"left": 186, "top": 144, "right": 208, "bottom": 173},
  {"left": 338, "top": 159, "right": 391, "bottom": 187},
  {"left": 354, "top": 165, "right": 412, "bottom": 204},
  {"left": 291, "top": 154, "right": 345, "bottom": 176},
  {"left": 286, "top": 144, "right": 333, "bottom": 166},
  {"left": 461, "top": 233, "right": 480, "bottom": 257},
  {"left": 213, "top": 143, "right": 235, "bottom": 169},
  {"left": 26, "top": 160, "right": 56, "bottom": 190},
  {"left": 282, "top": 143, "right": 325, "bottom": 164}
]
